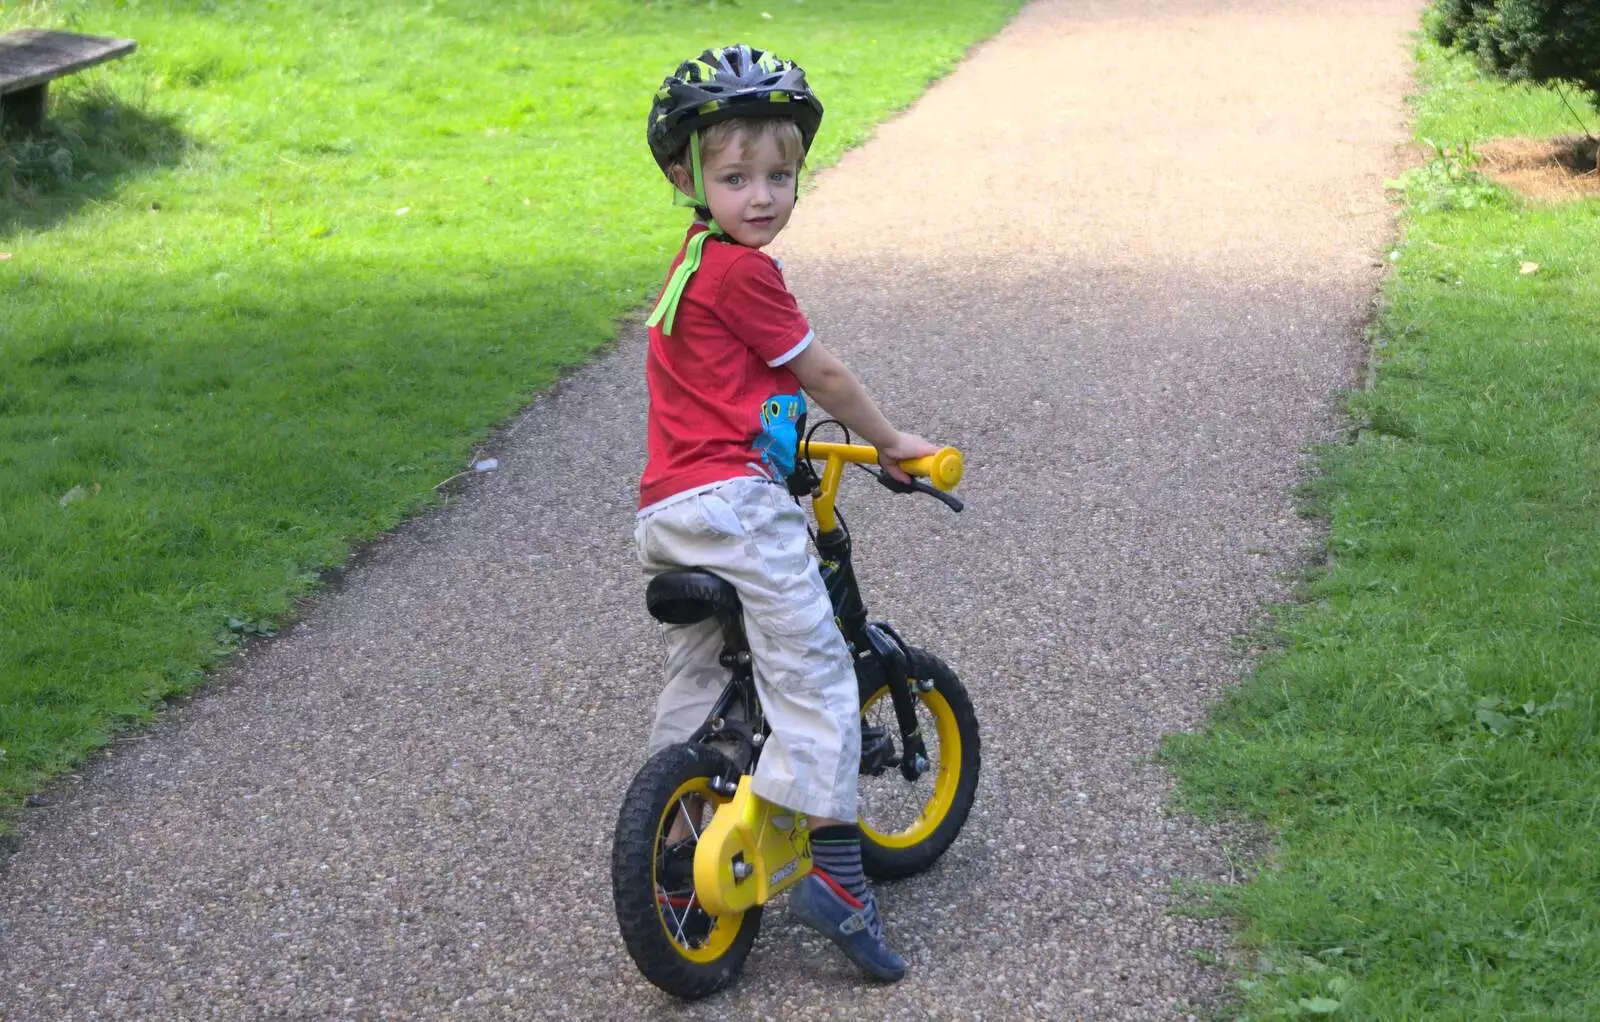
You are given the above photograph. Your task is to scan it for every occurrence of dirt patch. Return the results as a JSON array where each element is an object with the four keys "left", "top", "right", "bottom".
[{"left": 1477, "top": 135, "right": 1600, "bottom": 202}]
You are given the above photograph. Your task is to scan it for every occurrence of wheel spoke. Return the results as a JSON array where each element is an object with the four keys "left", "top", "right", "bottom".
[
  {"left": 662, "top": 894, "right": 690, "bottom": 944},
  {"left": 656, "top": 875, "right": 710, "bottom": 949},
  {"left": 656, "top": 788, "right": 711, "bottom": 949},
  {"left": 676, "top": 796, "right": 704, "bottom": 841}
]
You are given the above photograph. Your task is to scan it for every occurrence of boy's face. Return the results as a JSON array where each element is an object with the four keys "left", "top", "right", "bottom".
[{"left": 676, "top": 128, "right": 798, "bottom": 249}]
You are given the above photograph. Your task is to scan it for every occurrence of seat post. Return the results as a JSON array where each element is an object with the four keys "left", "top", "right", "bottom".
[{"left": 717, "top": 610, "right": 747, "bottom": 657}]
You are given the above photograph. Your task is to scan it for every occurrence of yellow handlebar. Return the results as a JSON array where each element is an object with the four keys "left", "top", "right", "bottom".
[
  {"left": 902, "top": 448, "right": 964, "bottom": 492},
  {"left": 799, "top": 440, "right": 963, "bottom": 533},
  {"left": 800, "top": 442, "right": 964, "bottom": 491}
]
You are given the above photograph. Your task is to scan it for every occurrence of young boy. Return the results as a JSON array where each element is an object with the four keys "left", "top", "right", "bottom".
[{"left": 637, "top": 44, "right": 937, "bottom": 982}]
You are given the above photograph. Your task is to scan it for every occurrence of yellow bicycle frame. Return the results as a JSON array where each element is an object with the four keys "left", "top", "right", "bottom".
[
  {"left": 800, "top": 442, "right": 964, "bottom": 533},
  {"left": 694, "top": 775, "right": 813, "bottom": 917}
]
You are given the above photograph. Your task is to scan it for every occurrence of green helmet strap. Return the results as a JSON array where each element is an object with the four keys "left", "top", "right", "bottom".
[
  {"left": 671, "top": 131, "right": 710, "bottom": 210},
  {"left": 649, "top": 131, "right": 723, "bottom": 336}
]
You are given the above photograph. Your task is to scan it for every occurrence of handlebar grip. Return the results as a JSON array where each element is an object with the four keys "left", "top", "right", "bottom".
[{"left": 900, "top": 447, "right": 963, "bottom": 491}]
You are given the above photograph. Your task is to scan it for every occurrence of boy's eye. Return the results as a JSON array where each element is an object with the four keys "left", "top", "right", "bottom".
[
  {"left": 722, "top": 173, "right": 744, "bottom": 186},
  {"left": 770, "top": 171, "right": 791, "bottom": 183}
]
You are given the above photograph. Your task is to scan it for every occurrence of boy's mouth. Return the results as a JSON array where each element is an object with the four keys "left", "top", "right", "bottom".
[{"left": 746, "top": 217, "right": 775, "bottom": 226}]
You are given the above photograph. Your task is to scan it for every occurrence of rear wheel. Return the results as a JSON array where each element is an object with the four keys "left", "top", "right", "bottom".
[
  {"left": 612, "top": 744, "right": 761, "bottom": 1000},
  {"left": 856, "top": 647, "right": 981, "bottom": 879}
]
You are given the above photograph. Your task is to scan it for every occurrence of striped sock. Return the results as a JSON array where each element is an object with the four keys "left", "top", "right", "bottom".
[{"left": 809, "top": 824, "right": 870, "bottom": 906}]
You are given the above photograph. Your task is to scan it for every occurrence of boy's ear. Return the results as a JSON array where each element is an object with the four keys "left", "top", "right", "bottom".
[{"left": 667, "top": 163, "right": 696, "bottom": 199}]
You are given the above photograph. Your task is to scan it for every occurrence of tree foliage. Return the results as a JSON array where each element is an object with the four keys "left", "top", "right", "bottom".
[{"left": 1431, "top": 0, "right": 1600, "bottom": 109}]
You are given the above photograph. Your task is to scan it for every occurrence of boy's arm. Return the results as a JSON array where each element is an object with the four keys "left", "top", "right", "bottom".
[{"left": 786, "top": 339, "right": 937, "bottom": 480}]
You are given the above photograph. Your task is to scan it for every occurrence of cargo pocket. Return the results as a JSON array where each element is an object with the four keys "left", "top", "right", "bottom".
[{"left": 758, "top": 590, "right": 831, "bottom": 638}]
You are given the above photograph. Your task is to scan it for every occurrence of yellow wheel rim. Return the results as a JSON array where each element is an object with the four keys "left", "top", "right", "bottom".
[
  {"left": 653, "top": 775, "right": 743, "bottom": 962},
  {"left": 858, "top": 685, "right": 962, "bottom": 849}
]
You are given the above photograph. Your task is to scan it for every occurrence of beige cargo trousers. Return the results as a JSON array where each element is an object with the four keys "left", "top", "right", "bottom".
[{"left": 636, "top": 475, "right": 860, "bottom": 821}]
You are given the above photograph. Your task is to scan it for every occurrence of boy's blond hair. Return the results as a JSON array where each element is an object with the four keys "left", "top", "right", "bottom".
[{"left": 676, "top": 117, "right": 806, "bottom": 170}]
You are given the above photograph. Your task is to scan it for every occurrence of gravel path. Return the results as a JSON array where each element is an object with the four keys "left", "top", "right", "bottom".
[{"left": 0, "top": 1, "right": 1417, "bottom": 1018}]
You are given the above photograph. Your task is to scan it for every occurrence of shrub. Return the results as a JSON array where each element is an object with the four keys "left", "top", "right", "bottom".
[{"left": 1430, "top": 0, "right": 1600, "bottom": 111}]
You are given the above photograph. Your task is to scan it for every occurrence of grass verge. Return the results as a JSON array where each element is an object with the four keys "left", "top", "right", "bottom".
[
  {"left": 0, "top": 0, "right": 1023, "bottom": 822},
  {"left": 1162, "top": 32, "right": 1600, "bottom": 1022}
]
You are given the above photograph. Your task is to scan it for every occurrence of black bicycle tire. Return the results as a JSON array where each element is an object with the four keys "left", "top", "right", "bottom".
[{"left": 611, "top": 743, "right": 762, "bottom": 1000}]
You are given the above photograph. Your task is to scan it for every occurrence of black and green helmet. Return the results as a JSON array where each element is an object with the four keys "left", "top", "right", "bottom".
[{"left": 646, "top": 44, "right": 824, "bottom": 176}]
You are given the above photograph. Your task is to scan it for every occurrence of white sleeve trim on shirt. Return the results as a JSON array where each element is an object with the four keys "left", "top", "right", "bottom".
[{"left": 767, "top": 329, "right": 815, "bottom": 368}]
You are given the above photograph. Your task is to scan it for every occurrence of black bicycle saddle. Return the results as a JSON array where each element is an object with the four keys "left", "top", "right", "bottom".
[{"left": 645, "top": 570, "right": 742, "bottom": 625}]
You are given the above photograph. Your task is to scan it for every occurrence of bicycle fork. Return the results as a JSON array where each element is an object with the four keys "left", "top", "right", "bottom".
[
  {"left": 861, "top": 622, "right": 933, "bottom": 783},
  {"left": 817, "top": 524, "right": 931, "bottom": 783}
]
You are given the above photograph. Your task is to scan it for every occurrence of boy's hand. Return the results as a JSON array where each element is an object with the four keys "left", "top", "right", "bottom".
[
  {"left": 787, "top": 342, "right": 940, "bottom": 480},
  {"left": 877, "top": 432, "right": 939, "bottom": 483}
]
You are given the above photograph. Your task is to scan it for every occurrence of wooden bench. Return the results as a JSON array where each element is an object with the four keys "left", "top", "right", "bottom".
[{"left": 1, "top": 29, "right": 137, "bottom": 135}]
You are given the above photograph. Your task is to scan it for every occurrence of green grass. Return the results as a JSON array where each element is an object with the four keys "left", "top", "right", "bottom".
[
  {"left": 0, "top": 0, "right": 1023, "bottom": 819},
  {"left": 1163, "top": 34, "right": 1600, "bottom": 1022},
  {"left": 1408, "top": 18, "right": 1588, "bottom": 143}
]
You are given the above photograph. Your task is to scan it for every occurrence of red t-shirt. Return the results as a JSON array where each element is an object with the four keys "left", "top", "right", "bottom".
[{"left": 639, "top": 226, "right": 814, "bottom": 510}]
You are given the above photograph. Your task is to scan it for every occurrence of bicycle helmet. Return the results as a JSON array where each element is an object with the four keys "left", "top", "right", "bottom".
[{"left": 647, "top": 44, "right": 824, "bottom": 177}]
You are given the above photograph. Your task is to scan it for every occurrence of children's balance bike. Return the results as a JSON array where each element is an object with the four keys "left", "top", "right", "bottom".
[{"left": 611, "top": 432, "right": 980, "bottom": 999}]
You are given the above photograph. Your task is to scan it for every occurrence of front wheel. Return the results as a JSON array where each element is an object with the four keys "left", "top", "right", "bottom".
[
  {"left": 612, "top": 744, "right": 761, "bottom": 1000},
  {"left": 857, "top": 647, "right": 981, "bottom": 879}
]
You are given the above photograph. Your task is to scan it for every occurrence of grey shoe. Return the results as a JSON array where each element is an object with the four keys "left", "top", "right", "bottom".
[{"left": 789, "top": 873, "right": 907, "bottom": 982}]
